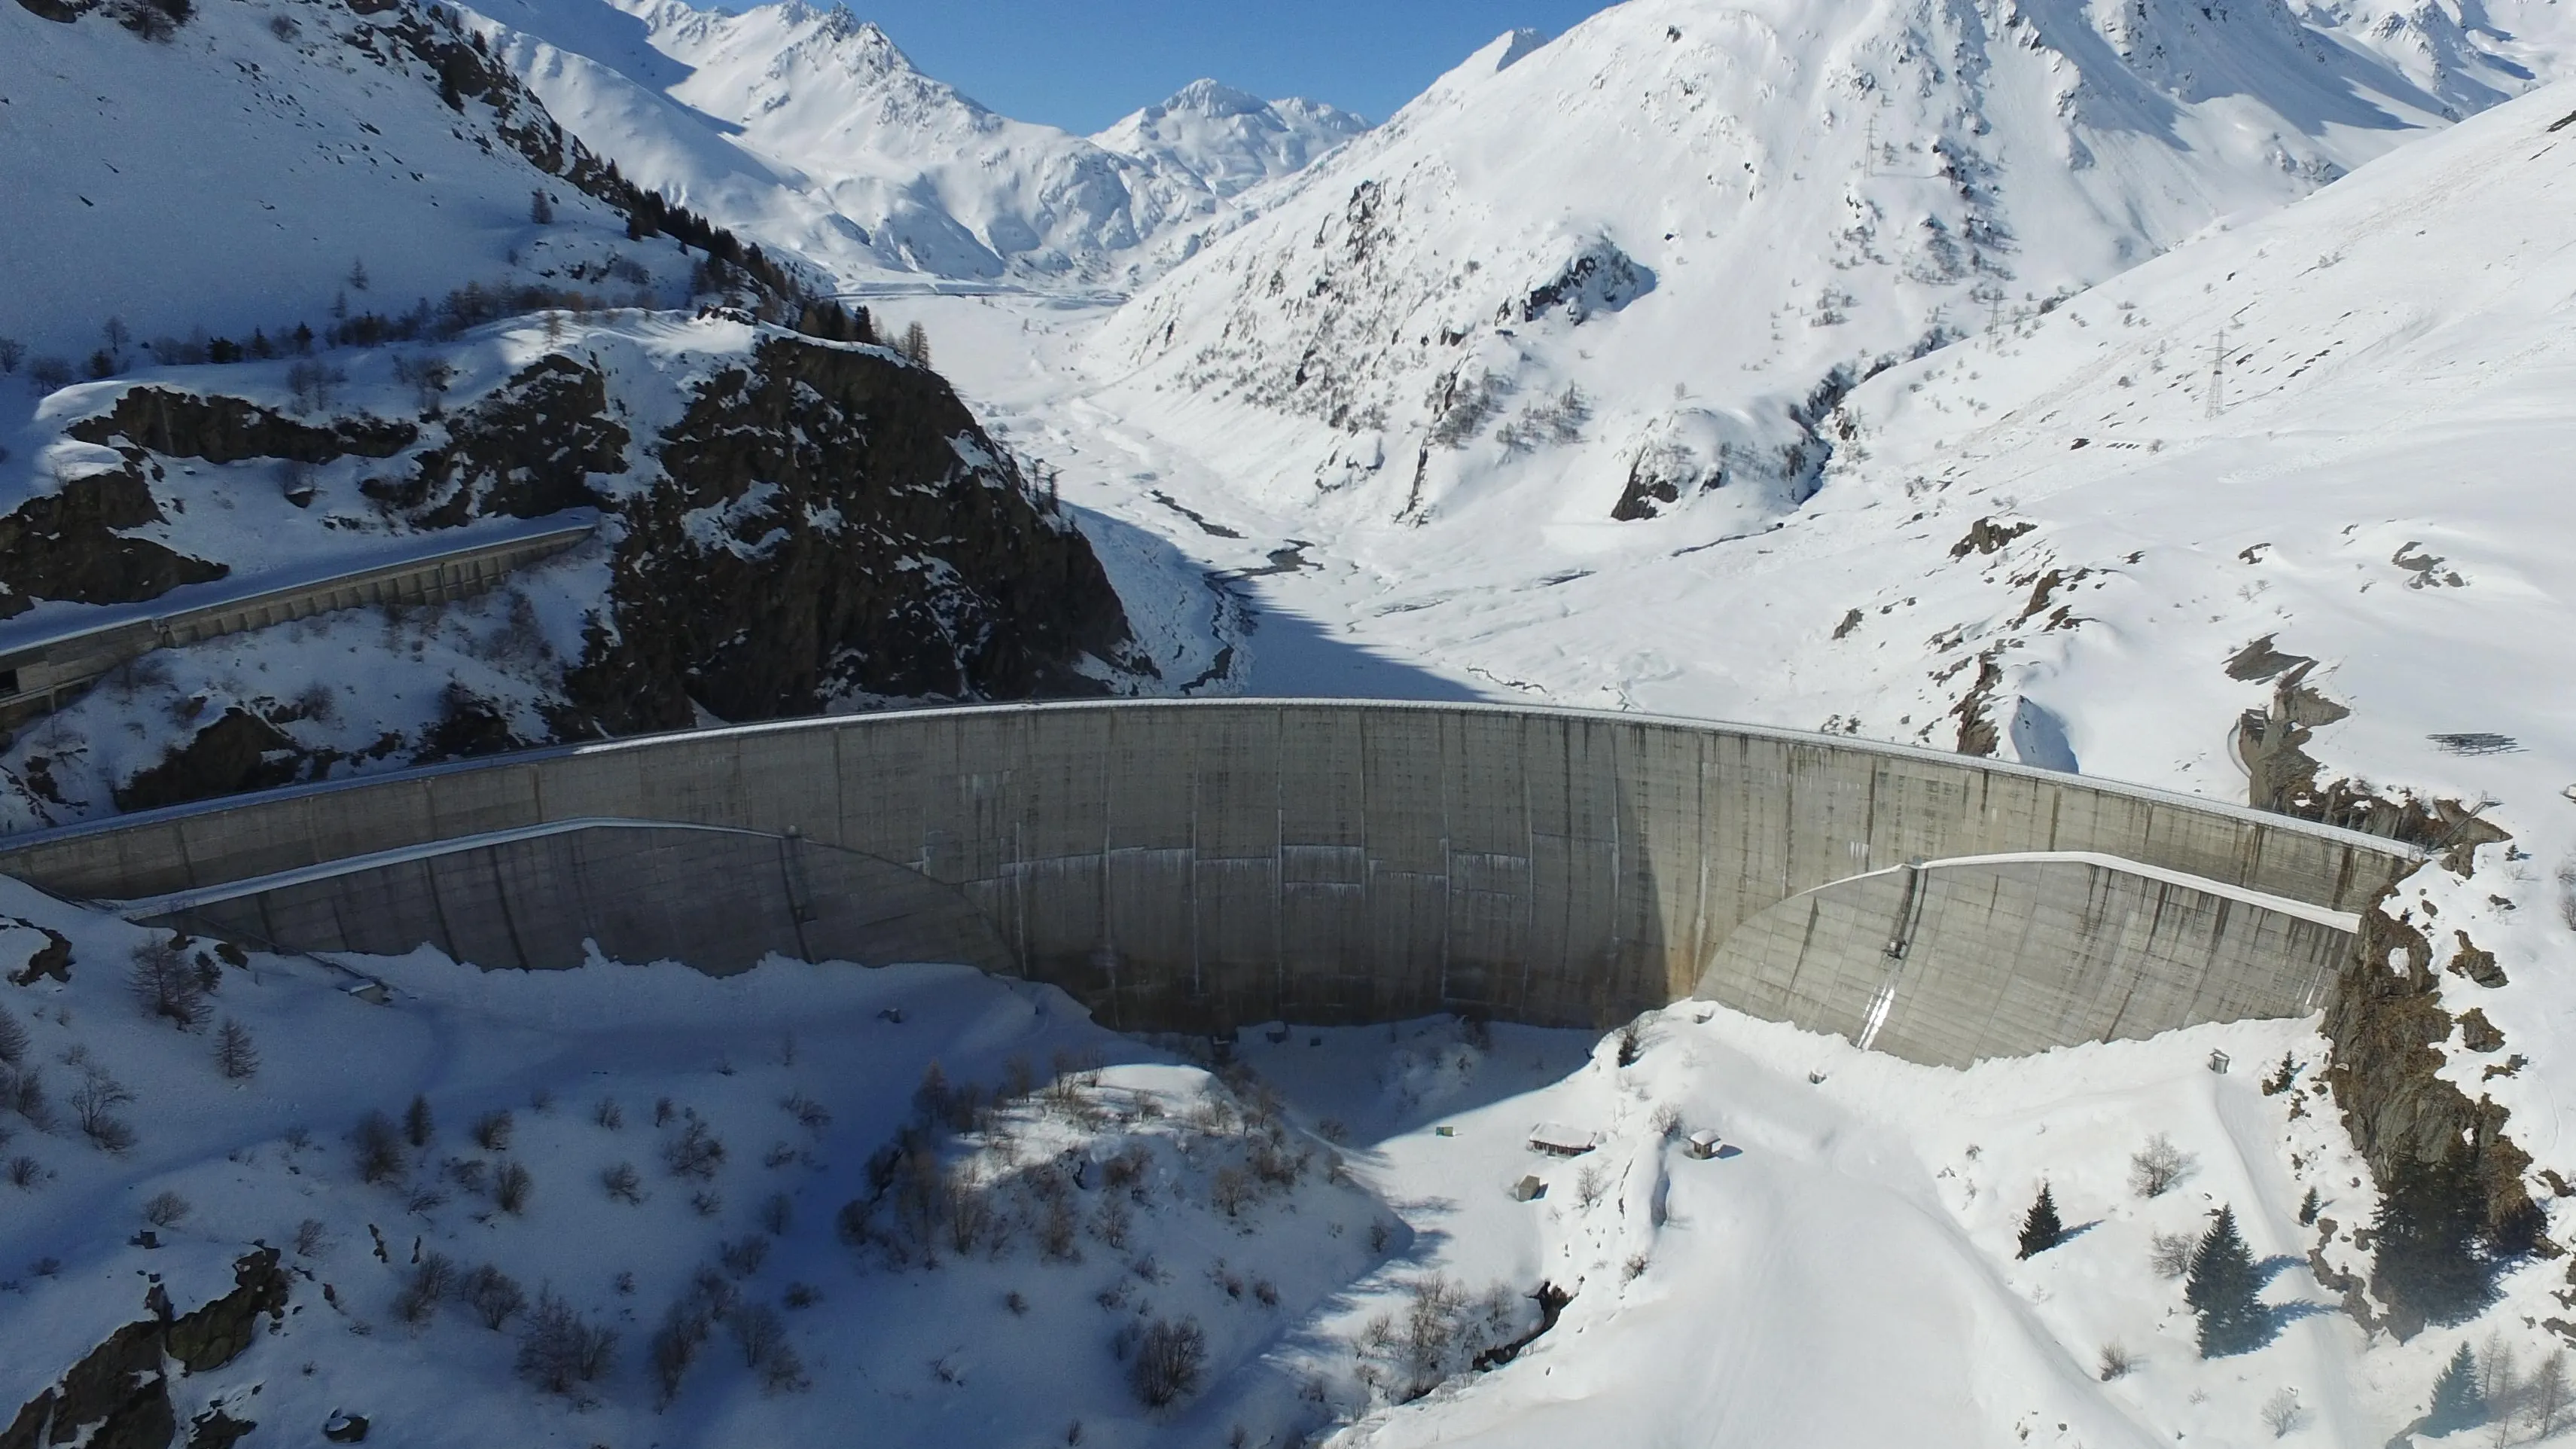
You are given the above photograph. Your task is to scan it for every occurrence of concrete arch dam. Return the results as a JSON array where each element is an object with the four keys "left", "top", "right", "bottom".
[{"left": 0, "top": 701, "right": 2419, "bottom": 1069}]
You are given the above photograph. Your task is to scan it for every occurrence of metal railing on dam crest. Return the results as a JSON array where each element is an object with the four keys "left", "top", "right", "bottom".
[{"left": 0, "top": 700, "right": 2422, "bottom": 1068}]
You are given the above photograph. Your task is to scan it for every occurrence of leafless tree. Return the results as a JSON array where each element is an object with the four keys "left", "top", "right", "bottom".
[
  {"left": 142, "top": 1190, "right": 191, "bottom": 1228},
  {"left": 464, "top": 1264, "right": 527, "bottom": 1329},
  {"left": 517, "top": 1292, "right": 616, "bottom": 1396},
  {"left": 2129, "top": 1134, "right": 2196, "bottom": 1198},
  {"left": 130, "top": 939, "right": 208, "bottom": 1030},
  {"left": 602, "top": 1161, "right": 643, "bottom": 1204},
  {"left": 494, "top": 1160, "right": 534, "bottom": 1215},
  {"left": 72, "top": 1065, "right": 136, "bottom": 1152},
  {"left": 355, "top": 1110, "right": 406, "bottom": 1185},
  {"left": 213, "top": 1019, "right": 259, "bottom": 1080},
  {"left": 1129, "top": 1316, "right": 1206, "bottom": 1408}
]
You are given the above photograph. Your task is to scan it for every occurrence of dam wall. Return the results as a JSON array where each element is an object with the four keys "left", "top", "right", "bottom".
[{"left": 0, "top": 700, "right": 2421, "bottom": 1064}]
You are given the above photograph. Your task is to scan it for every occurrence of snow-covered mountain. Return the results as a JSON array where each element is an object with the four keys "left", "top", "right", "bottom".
[
  {"left": 468, "top": 0, "right": 1370, "bottom": 289},
  {"left": 1092, "top": 0, "right": 2576, "bottom": 538},
  {"left": 1091, "top": 80, "right": 1370, "bottom": 201},
  {"left": 0, "top": 0, "right": 696, "bottom": 368}
]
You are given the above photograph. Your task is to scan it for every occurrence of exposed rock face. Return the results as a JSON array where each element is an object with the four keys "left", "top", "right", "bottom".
[
  {"left": 572, "top": 337, "right": 1134, "bottom": 728},
  {"left": 21, "top": 325, "right": 1142, "bottom": 819},
  {"left": 0, "top": 471, "right": 225, "bottom": 619},
  {"left": 2321, "top": 902, "right": 2547, "bottom": 1338},
  {"left": 67, "top": 389, "right": 416, "bottom": 467},
  {"left": 1, "top": 1250, "right": 288, "bottom": 1449},
  {"left": 368, "top": 356, "right": 626, "bottom": 527},
  {"left": 112, "top": 709, "right": 305, "bottom": 813}
]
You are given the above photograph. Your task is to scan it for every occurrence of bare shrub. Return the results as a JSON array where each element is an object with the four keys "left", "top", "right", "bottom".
[
  {"left": 354, "top": 1111, "right": 405, "bottom": 1185},
  {"left": 404, "top": 1096, "right": 434, "bottom": 1148},
  {"left": 1090, "top": 1194, "right": 1131, "bottom": 1252},
  {"left": 464, "top": 1264, "right": 527, "bottom": 1329},
  {"left": 730, "top": 1302, "right": 785, "bottom": 1367},
  {"left": 720, "top": 1235, "right": 771, "bottom": 1278},
  {"left": 664, "top": 1118, "right": 725, "bottom": 1179},
  {"left": 782, "top": 1092, "right": 831, "bottom": 1133},
  {"left": 648, "top": 1298, "right": 709, "bottom": 1407},
  {"left": 0, "top": 1006, "right": 27, "bottom": 1065},
  {"left": 2129, "top": 1135, "right": 2195, "bottom": 1199},
  {"left": 293, "top": 1219, "right": 328, "bottom": 1256},
  {"left": 472, "top": 1110, "right": 514, "bottom": 1152},
  {"left": 763, "top": 1341, "right": 809, "bottom": 1394},
  {"left": 1211, "top": 1166, "right": 1254, "bottom": 1217},
  {"left": 130, "top": 940, "right": 208, "bottom": 1030},
  {"left": 213, "top": 1019, "right": 258, "bottom": 1080},
  {"left": 593, "top": 1098, "right": 623, "bottom": 1130},
  {"left": 602, "top": 1161, "right": 643, "bottom": 1204},
  {"left": 517, "top": 1291, "right": 617, "bottom": 1396},
  {"left": 142, "top": 1190, "right": 191, "bottom": 1228},
  {"left": 1129, "top": 1316, "right": 1207, "bottom": 1408},
  {"left": 8, "top": 1156, "right": 43, "bottom": 1189},
  {"left": 393, "top": 1252, "right": 456, "bottom": 1324},
  {"left": 6, "top": 1066, "right": 47, "bottom": 1130},
  {"left": 2260, "top": 1387, "right": 2304, "bottom": 1437},
  {"left": 494, "top": 1161, "right": 533, "bottom": 1215},
  {"left": 72, "top": 1066, "right": 136, "bottom": 1152},
  {"left": 691, "top": 1189, "right": 723, "bottom": 1217},
  {"left": 759, "top": 1192, "right": 791, "bottom": 1236},
  {"left": 2098, "top": 1343, "right": 2135, "bottom": 1380},
  {"left": 1575, "top": 1165, "right": 1608, "bottom": 1209},
  {"left": 2149, "top": 1231, "right": 2195, "bottom": 1279}
]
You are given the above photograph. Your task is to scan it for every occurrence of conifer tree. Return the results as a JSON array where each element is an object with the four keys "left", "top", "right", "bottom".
[
  {"left": 2427, "top": 1341, "right": 2484, "bottom": 1433},
  {"left": 2185, "top": 1205, "right": 2266, "bottom": 1357},
  {"left": 2017, "top": 1182, "right": 2063, "bottom": 1259}
]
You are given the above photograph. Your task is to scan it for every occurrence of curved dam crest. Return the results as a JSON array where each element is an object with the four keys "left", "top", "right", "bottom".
[{"left": 0, "top": 700, "right": 2420, "bottom": 1068}]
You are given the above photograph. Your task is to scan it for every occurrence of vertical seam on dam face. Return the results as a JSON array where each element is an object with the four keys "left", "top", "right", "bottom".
[{"left": 0, "top": 700, "right": 2426, "bottom": 1067}]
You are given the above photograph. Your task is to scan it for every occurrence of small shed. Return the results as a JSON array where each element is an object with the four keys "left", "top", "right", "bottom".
[
  {"left": 1684, "top": 1129, "right": 1724, "bottom": 1160},
  {"left": 1528, "top": 1122, "right": 1599, "bottom": 1158},
  {"left": 1512, "top": 1175, "right": 1547, "bottom": 1202}
]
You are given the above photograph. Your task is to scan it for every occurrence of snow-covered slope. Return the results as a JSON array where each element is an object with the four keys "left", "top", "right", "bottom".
[
  {"left": 468, "top": 0, "right": 1368, "bottom": 289},
  {"left": 0, "top": 872, "right": 2422, "bottom": 1448},
  {"left": 0, "top": 0, "right": 688, "bottom": 368},
  {"left": 1092, "top": 0, "right": 2576, "bottom": 540}
]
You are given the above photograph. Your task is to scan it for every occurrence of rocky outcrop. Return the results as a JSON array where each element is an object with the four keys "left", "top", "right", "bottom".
[
  {"left": 1, "top": 1250, "right": 288, "bottom": 1449},
  {"left": 0, "top": 471, "right": 226, "bottom": 620},
  {"left": 2321, "top": 903, "right": 2547, "bottom": 1338},
  {"left": 67, "top": 390, "right": 415, "bottom": 468},
  {"left": 367, "top": 355, "right": 626, "bottom": 528},
  {"left": 41, "top": 325, "right": 1142, "bottom": 816},
  {"left": 566, "top": 336, "right": 1136, "bottom": 729},
  {"left": 112, "top": 709, "right": 307, "bottom": 813}
]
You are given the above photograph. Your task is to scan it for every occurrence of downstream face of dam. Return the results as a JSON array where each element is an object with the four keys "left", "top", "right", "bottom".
[{"left": 0, "top": 701, "right": 2416, "bottom": 1068}]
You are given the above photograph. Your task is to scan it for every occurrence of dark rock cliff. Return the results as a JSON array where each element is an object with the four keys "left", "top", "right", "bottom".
[
  {"left": 8, "top": 325, "right": 1142, "bottom": 815},
  {"left": 1, "top": 1249, "right": 289, "bottom": 1449},
  {"left": 569, "top": 337, "right": 1135, "bottom": 729}
]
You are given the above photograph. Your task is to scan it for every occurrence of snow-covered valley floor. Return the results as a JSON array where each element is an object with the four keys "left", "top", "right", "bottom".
[{"left": 0, "top": 870, "right": 2485, "bottom": 1448}]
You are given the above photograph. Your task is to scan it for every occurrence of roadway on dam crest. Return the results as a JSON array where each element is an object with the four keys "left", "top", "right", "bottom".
[{"left": 0, "top": 700, "right": 2423, "bottom": 1068}]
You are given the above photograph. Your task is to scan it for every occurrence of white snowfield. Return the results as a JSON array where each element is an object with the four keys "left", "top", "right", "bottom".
[
  {"left": 0, "top": 877, "right": 2427, "bottom": 1448},
  {"left": 0, "top": 0, "right": 693, "bottom": 365},
  {"left": 467, "top": 0, "right": 1368, "bottom": 291}
]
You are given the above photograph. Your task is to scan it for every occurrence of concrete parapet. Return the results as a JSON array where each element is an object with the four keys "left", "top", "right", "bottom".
[{"left": 0, "top": 700, "right": 2422, "bottom": 1063}]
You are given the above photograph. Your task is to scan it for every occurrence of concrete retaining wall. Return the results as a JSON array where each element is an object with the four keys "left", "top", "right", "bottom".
[
  {"left": 0, "top": 700, "right": 2421, "bottom": 1063},
  {"left": 1702, "top": 855, "right": 2361, "bottom": 1068},
  {"left": 131, "top": 820, "right": 1011, "bottom": 980}
]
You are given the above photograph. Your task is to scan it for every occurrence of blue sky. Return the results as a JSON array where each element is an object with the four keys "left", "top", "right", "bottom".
[{"left": 762, "top": 2, "right": 1618, "bottom": 133}]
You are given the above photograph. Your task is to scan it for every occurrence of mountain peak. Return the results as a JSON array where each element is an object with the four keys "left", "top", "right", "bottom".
[{"left": 1160, "top": 78, "right": 1268, "bottom": 119}]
